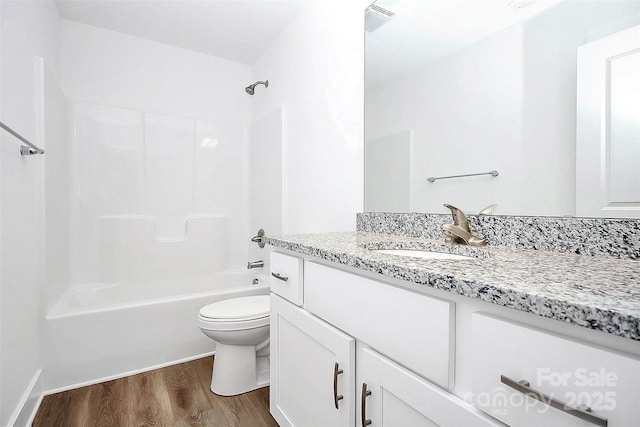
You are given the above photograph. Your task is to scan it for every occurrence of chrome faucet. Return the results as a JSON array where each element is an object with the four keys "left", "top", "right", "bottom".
[
  {"left": 442, "top": 204, "right": 487, "bottom": 247},
  {"left": 247, "top": 260, "right": 264, "bottom": 269}
]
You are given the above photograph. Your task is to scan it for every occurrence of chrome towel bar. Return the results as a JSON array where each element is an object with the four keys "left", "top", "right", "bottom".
[
  {"left": 427, "top": 170, "right": 498, "bottom": 183},
  {"left": 0, "top": 121, "right": 44, "bottom": 155}
]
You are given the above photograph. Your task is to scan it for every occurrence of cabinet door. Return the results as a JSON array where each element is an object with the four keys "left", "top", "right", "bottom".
[
  {"left": 270, "top": 294, "right": 355, "bottom": 427},
  {"left": 357, "top": 346, "right": 502, "bottom": 427}
]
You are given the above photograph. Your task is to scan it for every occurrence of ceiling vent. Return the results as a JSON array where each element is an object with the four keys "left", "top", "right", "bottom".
[{"left": 365, "top": 3, "right": 395, "bottom": 32}]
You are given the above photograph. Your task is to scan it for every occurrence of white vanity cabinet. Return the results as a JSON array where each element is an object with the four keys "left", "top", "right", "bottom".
[
  {"left": 268, "top": 242, "right": 640, "bottom": 427},
  {"left": 269, "top": 251, "right": 500, "bottom": 427}
]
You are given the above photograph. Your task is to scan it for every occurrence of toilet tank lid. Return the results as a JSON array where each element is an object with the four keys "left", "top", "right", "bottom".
[{"left": 200, "top": 295, "right": 270, "bottom": 320}]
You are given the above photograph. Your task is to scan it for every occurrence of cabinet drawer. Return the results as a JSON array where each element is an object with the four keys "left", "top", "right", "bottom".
[
  {"left": 472, "top": 313, "right": 640, "bottom": 427},
  {"left": 304, "top": 261, "right": 454, "bottom": 389},
  {"left": 270, "top": 251, "right": 303, "bottom": 305}
]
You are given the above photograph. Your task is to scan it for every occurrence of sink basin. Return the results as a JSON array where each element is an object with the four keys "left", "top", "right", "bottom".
[{"left": 371, "top": 249, "right": 472, "bottom": 260}]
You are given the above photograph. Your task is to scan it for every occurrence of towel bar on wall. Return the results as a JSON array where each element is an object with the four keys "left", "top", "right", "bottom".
[
  {"left": 427, "top": 170, "right": 498, "bottom": 183},
  {"left": 0, "top": 121, "right": 45, "bottom": 155}
]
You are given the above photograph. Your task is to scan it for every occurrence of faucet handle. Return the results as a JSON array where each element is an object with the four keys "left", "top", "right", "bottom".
[
  {"left": 479, "top": 204, "right": 497, "bottom": 215},
  {"left": 443, "top": 204, "right": 470, "bottom": 232}
]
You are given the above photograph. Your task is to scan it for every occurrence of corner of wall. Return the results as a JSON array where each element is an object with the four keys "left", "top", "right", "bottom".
[{"left": 251, "top": 0, "right": 365, "bottom": 234}]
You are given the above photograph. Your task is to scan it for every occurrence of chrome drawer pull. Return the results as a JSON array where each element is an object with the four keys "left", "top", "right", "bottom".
[
  {"left": 500, "top": 375, "right": 608, "bottom": 427},
  {"left": 333, "top": 362, "right": 344, "bottom": 409},
  {"left": 361, "top": 383, "right": 372, "bottom": 427},
  {"left": 271, "top": 272, "right": 288, "bottom": 282}
]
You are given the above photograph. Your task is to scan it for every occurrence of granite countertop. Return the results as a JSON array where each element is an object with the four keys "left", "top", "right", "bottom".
[{"left": 265, "top": 232, "right": 640, "bottom": 341}]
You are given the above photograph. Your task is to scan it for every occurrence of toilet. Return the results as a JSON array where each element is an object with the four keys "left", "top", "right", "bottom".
[{"left": 198, "top": 295, "right": 270, "bottom": 396}]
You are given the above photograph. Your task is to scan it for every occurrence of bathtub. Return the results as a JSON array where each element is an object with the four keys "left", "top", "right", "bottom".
[{"left": 43, "top": 270, "right": 269, "bottom": 392}]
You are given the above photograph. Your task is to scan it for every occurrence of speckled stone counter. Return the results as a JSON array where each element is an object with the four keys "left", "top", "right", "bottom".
[
  {"left": 357, "top": 212, "right": 640, "bottom": 259},
  {"left": 265, "top": 232, "right": 640, "bottom": 341}
]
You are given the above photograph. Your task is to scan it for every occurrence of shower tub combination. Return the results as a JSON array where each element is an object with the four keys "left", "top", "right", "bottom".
[
  {"left": 41, "top": 100, "right": 270, "bottom": 392},
  {"left": 44, "top": 271, "right": 268, "bottom": 392}
]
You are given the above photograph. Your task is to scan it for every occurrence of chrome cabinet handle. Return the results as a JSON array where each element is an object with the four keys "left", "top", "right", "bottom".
[
  {"left": 361, "top": 383, "right": 372, "bottom": 427},
  {"left": 501, "top": 375, "right": 608, "bottom": 427},
  {"left": 333, "top": 362, "right": 344, "bottom": 409},
  {"left": 271, "top": 272, "right": 288, "bottom": 282}
]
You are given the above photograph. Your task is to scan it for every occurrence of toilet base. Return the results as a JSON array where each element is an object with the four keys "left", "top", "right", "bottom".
[{"left": 211, "top": 343, "right": 270, "bottom": 396}]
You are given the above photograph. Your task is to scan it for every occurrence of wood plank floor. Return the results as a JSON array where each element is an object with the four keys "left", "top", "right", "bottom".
[{"left": 33, "top": 356, "right": 279, "bottom": 427}]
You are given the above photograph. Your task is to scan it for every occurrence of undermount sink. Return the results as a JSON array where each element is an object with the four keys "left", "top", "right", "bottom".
[{"left": 371, "top": 249, "right": 473, "bottom": 260}]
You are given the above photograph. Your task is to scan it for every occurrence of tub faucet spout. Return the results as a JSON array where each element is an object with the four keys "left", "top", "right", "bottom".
[{"left": 247, "top": 260, "right": 264, "bottom": 269}]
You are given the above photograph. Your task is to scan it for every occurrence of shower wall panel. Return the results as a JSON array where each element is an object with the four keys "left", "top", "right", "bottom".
[
  {"left": 72, "top": 102, "right": 145, "bottom": 216},
  {"left": 60, "top": 20, "right": 252, "bottom": 288},
  {"left": 195, "top": 119, "right": 249, "bottom": 266},
  {"left": 69, "top": 101, "right": 247, "bottom": 286},
  {"left": 41, "top": 58, "right": 70, "bottom": 309},
  {"left": 145, "top": 113, "right": 194, "bottom": 222}
]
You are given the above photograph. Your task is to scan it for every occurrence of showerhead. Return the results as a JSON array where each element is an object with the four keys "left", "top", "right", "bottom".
[{"left": 245, "top": 80, "right": 269, "bottom": 95}]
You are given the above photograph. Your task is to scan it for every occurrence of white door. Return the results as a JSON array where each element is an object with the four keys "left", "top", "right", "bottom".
[
  {"left": 270, "top": 294, "right": 355, "bottom": 427},
  {"left": 357, "top": 346, "right": 501, "bottom": 427},
  {"left": 576, "top": 24, "right": 640, "bottom": 218}
]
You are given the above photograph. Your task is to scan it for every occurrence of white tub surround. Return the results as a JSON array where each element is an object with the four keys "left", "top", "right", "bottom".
[{"left": 44, "top": 274, "right": 268, "bottom": 392}]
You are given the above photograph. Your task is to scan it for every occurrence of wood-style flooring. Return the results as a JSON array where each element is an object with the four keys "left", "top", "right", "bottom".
[{"left": 33, "top": 356, "right": 279, "bottom": 427}]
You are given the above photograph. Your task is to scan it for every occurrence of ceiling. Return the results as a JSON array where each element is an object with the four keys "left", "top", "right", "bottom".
[
  {"left": 56, "top": 0, "right": 565, "bottom": 82},
  {"left": 366, "top": 0, "right": 564, "bottom": 89},
  {"left": 56, "top": 0, "right": 309, "bottom": 65}
]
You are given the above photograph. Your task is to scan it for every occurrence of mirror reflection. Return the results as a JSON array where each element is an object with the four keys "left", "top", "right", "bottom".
[{"left": 365, "top": 0, "right": 640, "bottom": 218}]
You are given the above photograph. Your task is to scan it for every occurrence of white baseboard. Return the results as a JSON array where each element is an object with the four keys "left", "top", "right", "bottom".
[
  {"left": 42, "top": 351, "right": 215, "bottom": 396},
  {"left": 7, "top": 369, "right": 43, "bottom": 427}
]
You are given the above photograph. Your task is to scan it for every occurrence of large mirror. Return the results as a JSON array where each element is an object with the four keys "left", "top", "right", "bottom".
[{"left": 365, "top": 0, "right": 640, "bottom": 217}]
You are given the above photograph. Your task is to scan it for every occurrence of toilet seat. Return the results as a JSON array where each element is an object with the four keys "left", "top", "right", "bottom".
[
  {"left": 198, "top": 315, "right": 269, "bottom": 331},
  {"left": 200, "top": 295, "right": 269, "bottom": 320},
  {"left": 199, "top": 295, "right": 270, "bottom": 331}
]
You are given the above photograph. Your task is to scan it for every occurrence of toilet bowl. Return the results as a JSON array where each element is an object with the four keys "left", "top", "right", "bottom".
[{"left": 198, "top": 295, "right": 270, "bottom": 396}]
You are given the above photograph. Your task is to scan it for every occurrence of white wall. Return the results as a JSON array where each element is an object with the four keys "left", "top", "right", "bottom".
[
  {"left": 1, "top": 1, "right": 367, "bottom": 420},
  {"left": 248, "top": 106, "right": 284, "bottom": 262},
  {"left": 59, "top": 21, "right": 254, "bottom": 287},
  {"left": 365, "top": 0, "right": 639, "bottom": 216},
  {"left": 60, "top": 20, "right": 251, "bottom": 124},
  {"left": 251, "top": 0, "right": 366, "bottom": 234},
  {"left": 0, "top": 1, "right": 60, "bottom": 425}
]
